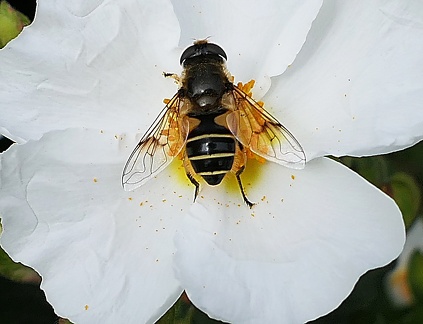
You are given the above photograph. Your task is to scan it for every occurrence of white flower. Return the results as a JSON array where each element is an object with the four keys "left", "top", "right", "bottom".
[{"left": 1, "top": 0, "right": 422, "bottom": 323}]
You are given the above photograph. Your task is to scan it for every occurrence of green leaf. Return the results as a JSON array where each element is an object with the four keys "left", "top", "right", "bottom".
[
  {"left": 399, "top": 307, "right": 423, "bottom": 324},
  {"left": 0, "top": 245, "right": 40, "bottom": 283},
  {"left": 341, "top": 156, "right": 390, "bottom": 187},
  {"left": 408, "top": 250, "right": 423, "bottom": 303},
  {"left": 390, "top": 172, "right": 421, "bottom": 229},
  {"left": 156, "top": 293, "right": 194, "bottom": 324},
  {"left": 0, "top": 221, "right": 40, "bottom": 283},
  {"left": 0, "top": 0, "right": 31, "bottom": 48}
]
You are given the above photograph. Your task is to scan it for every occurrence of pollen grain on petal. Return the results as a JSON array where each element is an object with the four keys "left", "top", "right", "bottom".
[
  {"left": 93, "top": 178, "right": 98, "bottom": 183},
  {"left": 84, "top": 305, "right": 89, "bottom": 311}
]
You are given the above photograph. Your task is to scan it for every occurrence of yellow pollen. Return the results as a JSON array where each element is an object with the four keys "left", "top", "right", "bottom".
[
  {"left": 237, "top": 80, "right": 256, "bottom": 96},
  {"left": 246, "top": 149, "right": 266, "bottom": 164}
]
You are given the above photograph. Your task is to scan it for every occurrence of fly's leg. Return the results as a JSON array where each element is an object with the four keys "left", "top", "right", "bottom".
[
  {"left": 163, "top": 72, "right": 181, "bottom": 85},
  {"left": 183, "top": 156, "right": 200, "bottom": 203},
  {"left": 232, "top": 144, "right": 255, "bottom": 208},
  {"left": 186, "top": 172, "right": 200, "bottom": 203},
  {"left": 235, "top": 166, "right": 255, "bottom": 209}
]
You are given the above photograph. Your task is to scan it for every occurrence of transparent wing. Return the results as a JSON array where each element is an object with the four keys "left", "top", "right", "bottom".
[
  {"left": 226, "top": 82, "right": 306, "bottom": 169},
  {"left": 122, "top": 93, "right": 189, "bottom": 191}
]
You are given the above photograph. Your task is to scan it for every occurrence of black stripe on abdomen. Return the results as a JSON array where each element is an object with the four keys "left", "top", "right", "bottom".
[
  {"left": 186, "top": 134, "right": 235, "bottom": 185},
  {"left": 186, "top": 134, "right": 235, "bottom": 156}
]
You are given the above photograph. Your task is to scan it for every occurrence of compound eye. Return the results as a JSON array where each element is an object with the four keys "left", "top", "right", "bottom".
[
  {"left": 206, "top": 43, "right": 227, "bottom": 61},
  {"left": 180, "top": 45, "right": 197, "bottom": 65},
  {"left": 180, "top": 42, "right": 228, "bottom": 65}
]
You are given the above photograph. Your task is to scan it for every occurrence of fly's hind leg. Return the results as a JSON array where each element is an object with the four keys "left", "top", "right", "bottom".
[
  {"left": 235, "top": 166, "right": 255, "bottom": 209},
  {"left": 232, "top": 144, "right": 255, "bottom": 209},
  {"left": 183, "top": 157, "right": 200, "bottom": 203},
  {"left": 187, "top": 172, "right": 200, "bottom": 203}
]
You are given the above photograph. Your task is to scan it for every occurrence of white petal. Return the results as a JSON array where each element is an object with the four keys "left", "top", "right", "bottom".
[
  {"left": 172, "top": 0, "right": 322, "bottom": 97},
  {"left": 174, "top": 158, "right": 404, "bottom": 323},
  {"left": 0, "top": 0, "right": 180, "bottom": 143},
  {"left": 265, "top": 1, "right": 423, "bottom": 160},
  {"left": 0, "top": 129, "right": 195, "bottom": 323}
]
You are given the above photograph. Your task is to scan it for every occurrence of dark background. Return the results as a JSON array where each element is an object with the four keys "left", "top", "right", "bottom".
[
  {"left": 1, "top": 1, "right": 422, "bottom": 323},
  {"left": 7, "top": 0, "right": 36, "bottom": 20}
]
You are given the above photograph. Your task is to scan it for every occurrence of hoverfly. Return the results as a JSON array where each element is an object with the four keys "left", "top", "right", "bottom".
[{"left": 122, "top": 40, "right": 306, "bottom": 208}]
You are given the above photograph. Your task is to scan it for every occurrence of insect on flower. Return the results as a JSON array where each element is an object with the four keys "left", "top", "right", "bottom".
[{"left": 122, "top": 40, "right": 306, "bottom": 208}]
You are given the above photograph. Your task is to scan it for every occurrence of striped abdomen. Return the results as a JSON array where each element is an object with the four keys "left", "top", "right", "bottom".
[{"left": 186, "top": 114, "right": 235, "bottom": 186}]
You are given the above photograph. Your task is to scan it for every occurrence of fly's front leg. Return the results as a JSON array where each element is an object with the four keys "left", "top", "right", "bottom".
[{"left": 163, "top": 72, "right": 181, "bottom": 85}]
